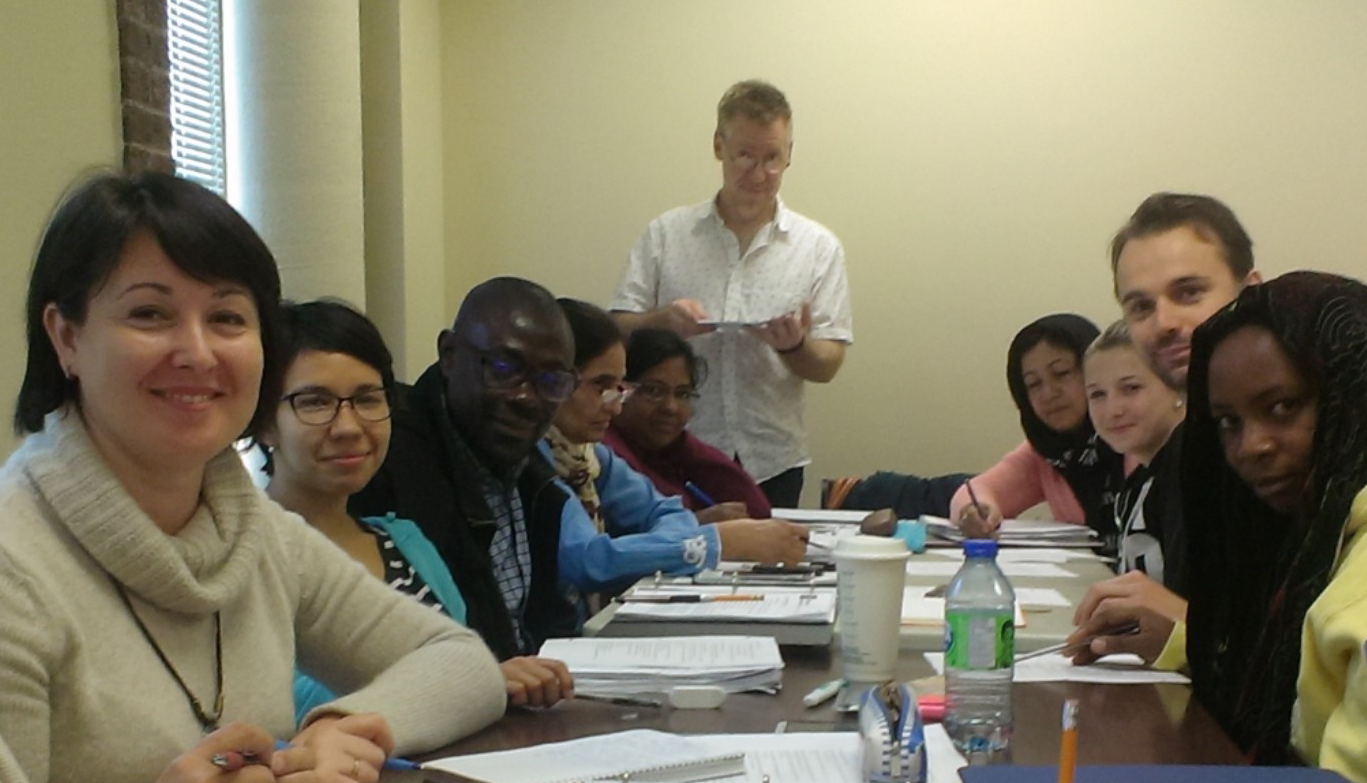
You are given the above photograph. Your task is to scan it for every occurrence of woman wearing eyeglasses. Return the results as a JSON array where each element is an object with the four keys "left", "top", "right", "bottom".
[
  {"left": 603, "top": 328, "right": 771, "bottom": 520},
  {"left": 261, "top": 300, "right": 574, "bottom": 717},
  {"left": 545, "top": 300, "right": 809, "bottom": 592}
]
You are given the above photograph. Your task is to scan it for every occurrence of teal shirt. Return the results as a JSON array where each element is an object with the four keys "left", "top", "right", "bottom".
[{"left": 293, "top": 514, "right": 468, "bottom": 723}]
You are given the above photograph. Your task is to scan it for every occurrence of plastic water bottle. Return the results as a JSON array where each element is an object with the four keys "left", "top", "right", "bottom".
[{"left": 943, "top": 538, "right": 1015, "bottom": 758}]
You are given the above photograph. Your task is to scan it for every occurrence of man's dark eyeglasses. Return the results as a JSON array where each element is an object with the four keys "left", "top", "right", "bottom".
[
  {"left": 281, "top": 389, "right": 392, "bottom": 425},
  {"left": 480, "top": 355, "right": 579, "bottom": 402},
  {"left": 630, "top": 382, "right": 700, "bottom": 404}
]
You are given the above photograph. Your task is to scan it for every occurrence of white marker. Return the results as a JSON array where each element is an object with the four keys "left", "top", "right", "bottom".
[{"left": 802, "top": 678, "right": 845, "bottom": 708}]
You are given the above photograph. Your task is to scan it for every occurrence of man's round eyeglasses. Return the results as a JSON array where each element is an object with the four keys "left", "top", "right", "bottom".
[
  {"left": 480, "top": 354, "right": 579, "bottom": 403},
  {"left": 281, "top": 390, "right": 392, "bottom": 426}
]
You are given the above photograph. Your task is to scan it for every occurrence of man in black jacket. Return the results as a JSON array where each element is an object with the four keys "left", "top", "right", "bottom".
[{"left": 351, "top": 276, "right": 580, "bottom": 699}]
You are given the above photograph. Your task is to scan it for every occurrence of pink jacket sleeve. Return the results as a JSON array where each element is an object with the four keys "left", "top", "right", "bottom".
[{"left": 949, "top": 440, "right": 1085, "bottom": 525}]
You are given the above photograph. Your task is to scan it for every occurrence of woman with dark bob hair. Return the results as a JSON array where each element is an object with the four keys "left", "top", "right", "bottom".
[
  {"left": 603, "top": 328, "right": 772, "bottom": 520},
  {"left": 0, "top": 172, "right": 503, "bottom": 783}
]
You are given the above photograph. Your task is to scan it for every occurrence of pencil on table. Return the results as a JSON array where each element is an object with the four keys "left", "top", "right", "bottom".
[{"left": 1058, "top": 698, "right": 1079, "bottom": 783}]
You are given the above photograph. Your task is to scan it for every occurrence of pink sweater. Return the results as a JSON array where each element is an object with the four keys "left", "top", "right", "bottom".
[{"left": 949, "top": 440, "right": 1085, "bottom": 525}]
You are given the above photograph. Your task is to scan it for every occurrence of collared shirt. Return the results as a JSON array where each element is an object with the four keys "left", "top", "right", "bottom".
[
  {"left": 609, "top": 196, "right": 853, "bottom": 482},
  {"left": 446, "top": 422, "right": 533, "bottom": 650}
]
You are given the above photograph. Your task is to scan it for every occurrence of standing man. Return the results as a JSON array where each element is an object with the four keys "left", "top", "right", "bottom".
[
  {"left": 609, "top": 80, "right": 853, "bottom": 508},
  {"left": 1069, "top": 192, "right": 1260, "bottom": 665}
]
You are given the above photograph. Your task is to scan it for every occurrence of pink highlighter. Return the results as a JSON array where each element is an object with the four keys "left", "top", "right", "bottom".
[{"left": 917, "top": 693, "right": 946, "bottom": 722}]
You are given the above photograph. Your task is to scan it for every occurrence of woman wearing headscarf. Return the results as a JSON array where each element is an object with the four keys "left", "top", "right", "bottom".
[
  {"left": 950, "top": 314, "right": 1127, "bottom": 546},
  {"left": 1183, "top": 271, "right": 1367, "bottom": 779}
]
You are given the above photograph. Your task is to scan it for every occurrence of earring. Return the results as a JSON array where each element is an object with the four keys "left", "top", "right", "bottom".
[{"left": 1174, "top": 398, "right": 1185, "bottom": 409}]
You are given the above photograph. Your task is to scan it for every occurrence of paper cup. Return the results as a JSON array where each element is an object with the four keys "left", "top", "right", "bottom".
[{"left": 834, "top": 534, "right": 910, "bottom": 682}]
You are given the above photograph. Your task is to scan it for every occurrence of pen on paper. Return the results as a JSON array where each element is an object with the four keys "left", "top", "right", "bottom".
[
  {"left": 575, "top": 693, "right": 664, "bottom": 708},
  {"left": 684, "top": 481, "right": 718, "bottom": 508},
  {"left": 1015, "top": 621, "right": 1142, "bottom": 663},
  {"left": 803, "top": 536, "right": 833, "bottom": 551},
  {"left": 1058, "top": 698, "right": 1079, "bottom": 783},
  {"left": 802, "top": 677, "right": 845, "bottom": 708},
  {"left": 615, "top": 594, "right": 764, "bottom": 603}
]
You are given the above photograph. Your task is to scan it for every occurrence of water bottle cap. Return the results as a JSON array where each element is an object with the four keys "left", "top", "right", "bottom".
[{"left": 963, "top": 539, "right": 998, "bottom": 558}]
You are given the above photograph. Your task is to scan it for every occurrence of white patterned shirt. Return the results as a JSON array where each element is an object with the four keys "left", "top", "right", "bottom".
[{"left": 609, "top": 196, "right": 853, "bottom": 482}]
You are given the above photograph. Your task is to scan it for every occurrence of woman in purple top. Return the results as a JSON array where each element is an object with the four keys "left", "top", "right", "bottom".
[{"left": 603, "top": 328, "right": 772, "bottom": 521}]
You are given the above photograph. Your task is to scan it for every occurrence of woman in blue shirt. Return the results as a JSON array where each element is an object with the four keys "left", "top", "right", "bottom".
[{"left": 544, "top": 299, "right": 809, "bottom": 594}]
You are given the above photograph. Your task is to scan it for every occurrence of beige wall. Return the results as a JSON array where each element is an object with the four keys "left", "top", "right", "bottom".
[
  {"left": 0, "top": 2, "right": 122, "bottom": 459},
  {"left": 440, "top": 0, "right": 1367, "bottom": 502}
]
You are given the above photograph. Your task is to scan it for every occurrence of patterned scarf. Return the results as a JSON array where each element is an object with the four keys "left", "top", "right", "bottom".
[
  {"left": 1006, "top": 314, "right": 1126, "bottom": 543},
  {"left": 545, "top": 425, "right": 604, "bottom": 533},
  {"left": 1184, "top": 271, "right": 1367, "bottom": 763}
]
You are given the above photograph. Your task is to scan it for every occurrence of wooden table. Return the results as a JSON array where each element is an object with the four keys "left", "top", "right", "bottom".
[
  {"left": 387, "top": 546, "right": 1242, "bottom": 780},
  {"left": 387, "top": 644, "right": 1243, "bottom": 781}
]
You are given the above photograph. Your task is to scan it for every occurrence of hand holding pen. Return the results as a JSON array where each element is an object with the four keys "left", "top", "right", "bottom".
[
  {"left": 157, "top": 722, "right": 276, "bottom": 783},
  {"left": 957, "top": 479, "right": 1003, "bottom": 538},
  {"left": 1067, "top": 571, "right": 1187, "bottom": 665}
]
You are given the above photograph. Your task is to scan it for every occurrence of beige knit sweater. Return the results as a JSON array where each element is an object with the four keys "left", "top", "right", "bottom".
[{"left": 0, "top": 410, "right": 505, "bottom": 783}]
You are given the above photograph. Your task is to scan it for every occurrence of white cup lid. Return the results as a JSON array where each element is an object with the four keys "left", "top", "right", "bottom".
[{"left": 833, "top": 534, "right": 909, "bottom": 561}]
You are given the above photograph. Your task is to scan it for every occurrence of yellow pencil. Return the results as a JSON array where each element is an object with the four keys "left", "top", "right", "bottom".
[{"left": 1058, "top": 698, "right": 1079, "bottom": 783}]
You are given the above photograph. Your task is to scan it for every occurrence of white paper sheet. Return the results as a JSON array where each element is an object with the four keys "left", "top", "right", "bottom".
[
  {"left": 1012, "top": 587, "right": 1071, "bottom": 608},
  {"left": 426, "top": 727, "right": 968, "bottom": 783},
  {"left": 902, "top": 586, "right": 1026, "bottom": 627},
  {"left": 423, "top": 729, "right": 718, "bottom": 783},
  {"left": 772, "top": 507, "right": 871, "bottom": 524},
  {"left": 923, "top": 651, "right": 1191, "bottom": 684},
  {"left": 905, "top": 559, "right": 1075, "bottom": 578}
]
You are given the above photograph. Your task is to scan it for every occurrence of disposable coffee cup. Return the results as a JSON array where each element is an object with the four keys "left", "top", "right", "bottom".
[{"left": 834, "top": 534, "right": 910, "bottom": 682}]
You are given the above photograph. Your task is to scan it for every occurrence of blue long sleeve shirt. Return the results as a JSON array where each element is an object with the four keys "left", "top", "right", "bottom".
[{"left": 546, "top": 442, "right": 722, "bottom": 591}]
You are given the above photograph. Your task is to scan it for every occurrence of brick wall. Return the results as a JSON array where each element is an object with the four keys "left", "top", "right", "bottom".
[{"left": 116, "top": 0, "right": 173, "bottom": 173}]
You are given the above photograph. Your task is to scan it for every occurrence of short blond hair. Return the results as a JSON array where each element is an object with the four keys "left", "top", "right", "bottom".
[
  {"left": 716, "top": 80, "right": 791, "bottom": 135},
  {"left": 1085, "top": 319, "right": 1133, "bottom": 361}
]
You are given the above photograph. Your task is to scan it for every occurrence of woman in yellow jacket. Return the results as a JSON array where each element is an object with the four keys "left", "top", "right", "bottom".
[{"left": 1182, "top": 271, "right": 1367, "bottom": 779}]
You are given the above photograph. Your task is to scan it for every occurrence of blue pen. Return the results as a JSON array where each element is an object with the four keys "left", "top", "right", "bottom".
[
  {"left": 684, "top": 481, "right": 718, "bottom": 507},
  {"left": 272, "top": 740, "right": 421, "bottom": 772}
]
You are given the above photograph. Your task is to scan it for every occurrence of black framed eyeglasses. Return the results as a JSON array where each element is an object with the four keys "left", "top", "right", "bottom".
[
  {"left": 479, "top": 354, "right": 579, "bottom": 403},
  {"left": 281, "top": 389, "right": 392, "bottom": 426},
  {"left": 630, "top": 382, "right": 700, "bottom": 404}
]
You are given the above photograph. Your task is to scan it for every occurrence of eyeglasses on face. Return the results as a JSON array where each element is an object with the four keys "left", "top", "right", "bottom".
[
  {"left": 727, "top": 148, "right": 788, "bottom": 175},
  {"left": 282, "top": 389, "right": 392, "bottom": 426},
  {"left": 630, "top": 382, "right": 700, "bottom": 404},
  {"left": 479, "top": 354, "right": 579, "bottom": 403},
  {"left": 582, "top": 377, "right": 637, "bottom": 406}
]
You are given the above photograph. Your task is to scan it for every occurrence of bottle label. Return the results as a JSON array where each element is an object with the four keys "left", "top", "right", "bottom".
[{"left": 945, "top": 610, "right": 1014, "bottom": 669}]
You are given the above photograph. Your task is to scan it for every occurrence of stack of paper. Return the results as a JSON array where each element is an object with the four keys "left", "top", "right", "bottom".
[
  {"left": 922, "top": 515, "right": 1099, "bottom": 548},
  {"left": 539, "top": 636, "right": 785, "bottom": 695}
]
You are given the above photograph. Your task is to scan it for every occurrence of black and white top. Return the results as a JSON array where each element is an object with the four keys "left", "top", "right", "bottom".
[{"left": 369, "top": 523, "right": 445, "bottom": 614}]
